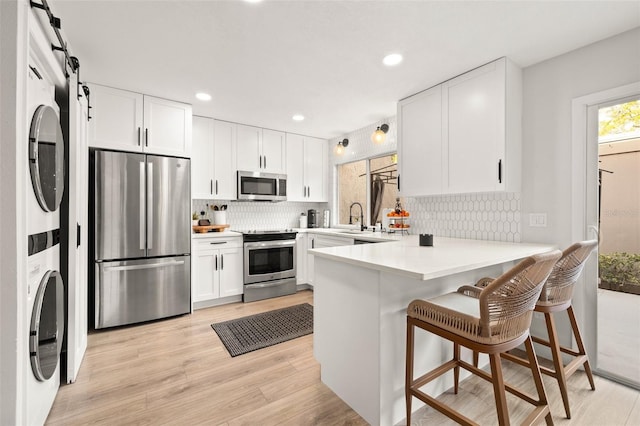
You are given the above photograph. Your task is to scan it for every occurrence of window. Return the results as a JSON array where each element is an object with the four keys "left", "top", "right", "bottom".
[{"left": 337, "top": 154, "right": 402, "bottom": 227}]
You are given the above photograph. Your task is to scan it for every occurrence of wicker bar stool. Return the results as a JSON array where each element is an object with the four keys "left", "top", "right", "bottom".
[
  {"left": 406, "top": 250, "right": 561, "bottom": 426},
  {"left": 467, "top": 240, "right": 598, "bottom": 419}
]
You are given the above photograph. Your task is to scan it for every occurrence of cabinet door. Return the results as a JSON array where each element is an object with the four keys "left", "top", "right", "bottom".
[
  {"left": 143, "top": 95, "right": 192, "bottom": 157},
  {"left": 213, "top": 120, "right": 237, "bottom": 199},
  {"left": 398, "top": 85, "right": 444, "bottom": 196},
  {"left": 191, "top": 116, "right": 215, "bottom": 199},
  {"left": 285, "top": 133, "right": 305, "bottom": 201},
  {"left": 307, "top": 235, "right": 315, "bottom": 286},
  {"left": 236, "top": 124, "right": 261, "bottom": 171},
  {"left": 218, "top": 247, "right": 243, "bottom": 297},
  {"left": 304, "top": 138, "right": 327, "bottom": 202},
  {"left": 446, "top": 60, "right": 504, "bottom": 193},
  {"left": 191, "top": 245, "right": 218, "bottom": 302},
  {"left": 88, "top": 84, "right": 143, "bottom": 151},
  {"left": 261, "top": 129, "right": 285, "bottom": 173},
  {"left": 295, "top": 233, "right": 307, "bottom": 285}
]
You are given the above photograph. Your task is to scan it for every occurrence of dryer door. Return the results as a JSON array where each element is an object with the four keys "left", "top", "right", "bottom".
[
  {"left": 29, "top": 105, "right": 65, "bottom": 212},
  {"left": 30, "top": 270, "right": 64, "bottom": 381}
]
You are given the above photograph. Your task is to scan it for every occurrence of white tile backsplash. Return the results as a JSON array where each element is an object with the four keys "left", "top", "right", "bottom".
[
  {"left": 404, "top": 192, "right": 521, "bottom": 242},
  {"left": 192, "top": 200, "right": 327, "bottom": 231}
]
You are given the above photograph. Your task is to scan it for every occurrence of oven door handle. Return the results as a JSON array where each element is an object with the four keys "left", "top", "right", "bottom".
[{"left": 243, "top": 240, "right": 296, "bottom": 249}]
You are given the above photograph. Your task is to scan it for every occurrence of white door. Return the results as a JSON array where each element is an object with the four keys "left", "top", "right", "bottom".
[
  {"left": 261, "top": 129, "right": 285, "bottom": 173},
  {"left": 285, "top": 133, "right": 305, "bottom": 201},
  {"left": 446, "top": 60, "right": 504, "bottom": 193},
  {"left": 192, "top": 245, "right": 218, "bottom": 302},
  {"left": 143, "top": 95, "right": 192, "bottom": 157},
  {"left": 236, "top": 124, "right": 261, "bottom": 171},
  {"left": 192, "top": 116, "right": 215, "bottom": 199},
  {"left": 218, "top": 247, "right": 243, "bottom": 297},
  {"left": 88, "top": 84, "right": 143, "bottom": 151},
  {"left": 305, "top": 138, "right": 326, "bottom": 202},
  {"left": 213, "top": 120, "right": 237, "bottom": 199},
  {"left": 398, "top": 85, "right": 444, "bottom": 196},
  {"left": 66, "top": 73, "right": 89, "bottom": 382}
]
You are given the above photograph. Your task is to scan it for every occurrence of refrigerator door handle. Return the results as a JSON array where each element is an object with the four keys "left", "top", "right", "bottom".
[
  {"left": 103, "top": 260, "right": 186, "bottom": 272},
  {"left": 139, "top": 162, "right": 145, "bottom": 251},
  {"left": 147, "top": 161, "right": 153, "bottom": 249}
]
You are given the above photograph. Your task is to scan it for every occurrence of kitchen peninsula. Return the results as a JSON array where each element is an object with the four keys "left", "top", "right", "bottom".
[{"left": 310, "top": 236, "right": 556, "bottom": 425}]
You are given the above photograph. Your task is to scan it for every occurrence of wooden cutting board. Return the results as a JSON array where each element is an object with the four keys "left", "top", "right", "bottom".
[{"left": 192, "top": 224, "right": 230, "bottom": 233}]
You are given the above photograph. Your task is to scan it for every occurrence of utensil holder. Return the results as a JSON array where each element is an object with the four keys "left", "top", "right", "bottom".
[
  {"left": 419, "top": 234, "right": 433, "bottom": 247},
  {"left": 212, "top": 211, "right": 227, "bottom": 225}
]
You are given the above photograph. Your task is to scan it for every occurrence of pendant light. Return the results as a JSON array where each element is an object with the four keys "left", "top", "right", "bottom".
[{"left": 371, "top": 124, "right": 389, "bottom": 144}]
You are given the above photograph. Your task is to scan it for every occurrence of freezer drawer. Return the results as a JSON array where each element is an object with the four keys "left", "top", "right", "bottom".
[{"left": 95, "top": 256, "right": 190, "bottom": 329}]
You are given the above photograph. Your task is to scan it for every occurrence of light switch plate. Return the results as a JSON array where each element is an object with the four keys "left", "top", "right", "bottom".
[{"left": 529, "top": 213, "right": 547, "bottom": 227}]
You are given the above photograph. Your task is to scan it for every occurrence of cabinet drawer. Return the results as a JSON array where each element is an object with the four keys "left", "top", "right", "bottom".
[{"left": 194, "top": 237, "right": 242, "bottom": 251}]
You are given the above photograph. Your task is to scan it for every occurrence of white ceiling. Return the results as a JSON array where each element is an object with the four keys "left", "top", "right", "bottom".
[{"left": 52, "top": 0, "right": 639, "bottom": 140}]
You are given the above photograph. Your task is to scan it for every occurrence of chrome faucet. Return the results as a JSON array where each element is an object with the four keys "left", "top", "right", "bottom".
[{"left": 349, "top": 202, "right": 366, "bottom": 231}]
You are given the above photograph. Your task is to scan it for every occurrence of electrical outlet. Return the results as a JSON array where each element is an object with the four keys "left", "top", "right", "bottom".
[{"left": 529, "top": 213, "right": 547, "bottom": 227}]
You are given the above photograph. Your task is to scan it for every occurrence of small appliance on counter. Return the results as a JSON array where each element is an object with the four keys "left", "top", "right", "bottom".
[
  {"left": 323, "top": 209, "right": 331, "bottom": 228},
  {"left": 299, "top": 212, "right": 307, "bottom": 229},
  {"left": 307, "top": 209, "right": 319, "bottom": 228}
]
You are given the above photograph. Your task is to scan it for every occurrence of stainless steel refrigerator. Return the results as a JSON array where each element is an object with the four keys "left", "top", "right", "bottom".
[{"left": 92, "top": 150, "right": 190, "bottom": 329}]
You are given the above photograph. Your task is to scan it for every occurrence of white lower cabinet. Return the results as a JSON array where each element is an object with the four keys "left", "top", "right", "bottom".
[
  {"left": 192, "top": 236, "right": 243, "bottom": 308},
  {"left": 306, "top": 233, "right": 355, "bottom": 286},
  {"left": 296, "top": 233, "right": 307, "bottom": 285}
]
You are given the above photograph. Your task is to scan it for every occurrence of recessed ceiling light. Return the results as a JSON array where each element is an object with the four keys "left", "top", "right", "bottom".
[
  {"left": 383, "top": 53, "right": 403, "bottom": 67},
  {"left": 195, "top": 92, "right": 211, "bottom": 101},
  {"left": 292, "top": 114, "right": 305, "bottom": 121},
  {"left": 245, "top": 0, "right": 263, "bottom": 3}
]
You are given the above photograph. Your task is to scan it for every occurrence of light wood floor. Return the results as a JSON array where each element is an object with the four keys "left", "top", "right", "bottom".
[{"left": 47, "top": 290, "right": 640, "bottom": 425}]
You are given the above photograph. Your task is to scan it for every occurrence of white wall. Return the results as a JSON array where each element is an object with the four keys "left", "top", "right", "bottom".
[
  {"left": 0, "top": 1, "right": 29, "bottom": 424},
  {"left": 521, "top": 27, "right": 640, "bottom": 247}
]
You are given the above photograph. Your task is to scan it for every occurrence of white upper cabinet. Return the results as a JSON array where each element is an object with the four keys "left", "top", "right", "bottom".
[
  {"left": 191, "top": 117, "right": 236, "bottom": 200},
  {"left": 236, "top": 124, "right": 261, "bottom": 171},
  {"left": 88, "top": 84, "right": 143, "bottom": 151},
  {"left": 397, "top": 85, "right": 444, "bottom": 197},
  {"left": 286, "top": 134, "right": 328, "bottom": 202},
  {"left": 261, "top": 129, "right": 285, "bottom": 174},
  {"left": 88, "top": 84, "right": 192, "bottom": 157},
  {"left": 398, "top": 57, "right": 521, "bottom": 196},
  {"left": 236, "top": 125, "right": 285, "bottom": 173},
  {"left": 192, "top": 116, "right": 215, "bottom": 199},
  {"left": 212, "top": 120, "right": 237, "bottom": 199},
  {"left": 143, "top": 95, "right": 192, "bottom": 157}
]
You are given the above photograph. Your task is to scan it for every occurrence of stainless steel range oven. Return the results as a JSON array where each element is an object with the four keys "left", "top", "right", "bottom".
[{"left": 243, "top": 231, "right": 297, "bottom": 302}]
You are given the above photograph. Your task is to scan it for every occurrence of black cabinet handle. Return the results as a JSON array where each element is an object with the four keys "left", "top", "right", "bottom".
[
  {"left": 264, "top": 155, "right": 267, "bottom": 169},
  {"left": 210, "top": 179, "right": 213, "bottom": 195},
  {"left": 137, "top": 127, "right": 141, "bottom": 146},
  {"left": 215, "top": 254, "right": 218, "bottom": 271},
  {"left": 221, "top": 254, "right": 224, "bottom": 270},
  {"left": 77, "top": 223, "right": 81, "bottom": 248},
  {"left": 498, "top": 159, "right": 502, "bottom": 183},
  {"left": 397, "top": 175, "right": 401, "bottom": 191},
  {"left": 145, "top": 128, "right": 149, "bottom": 147},
  {"left": 215, "top": 180, "right": 218, "bottom": 195},
  {"left": 259, "top": 155, "right": 262, "bottom": 169}
]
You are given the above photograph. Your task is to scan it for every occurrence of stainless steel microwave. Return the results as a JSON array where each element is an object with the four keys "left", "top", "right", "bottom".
[{"left": 237, "top": 171, "right": 287, "bottom": 201}]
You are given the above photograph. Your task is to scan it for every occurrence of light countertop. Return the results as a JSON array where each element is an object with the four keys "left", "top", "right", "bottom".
[{"left": 309, "top": 236, "right": 556, "bottom": 281}]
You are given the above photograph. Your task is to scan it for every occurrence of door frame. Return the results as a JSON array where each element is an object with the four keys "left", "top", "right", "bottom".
[{"left": 571, "top": 81, "right": 640, "bottom": 384}]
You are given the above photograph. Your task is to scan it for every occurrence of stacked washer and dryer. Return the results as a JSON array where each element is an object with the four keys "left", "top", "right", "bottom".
[{"left": 26, "top": 66, "right": 66, "bottom": 425}]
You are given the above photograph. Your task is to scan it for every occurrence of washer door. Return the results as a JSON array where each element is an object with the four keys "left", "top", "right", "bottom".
[
  {"left": 29, "top": 105, "right": 65, "bottom": 212},
  {"left": 30, "top": 270, "right": 64, "bottom": 381}
]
